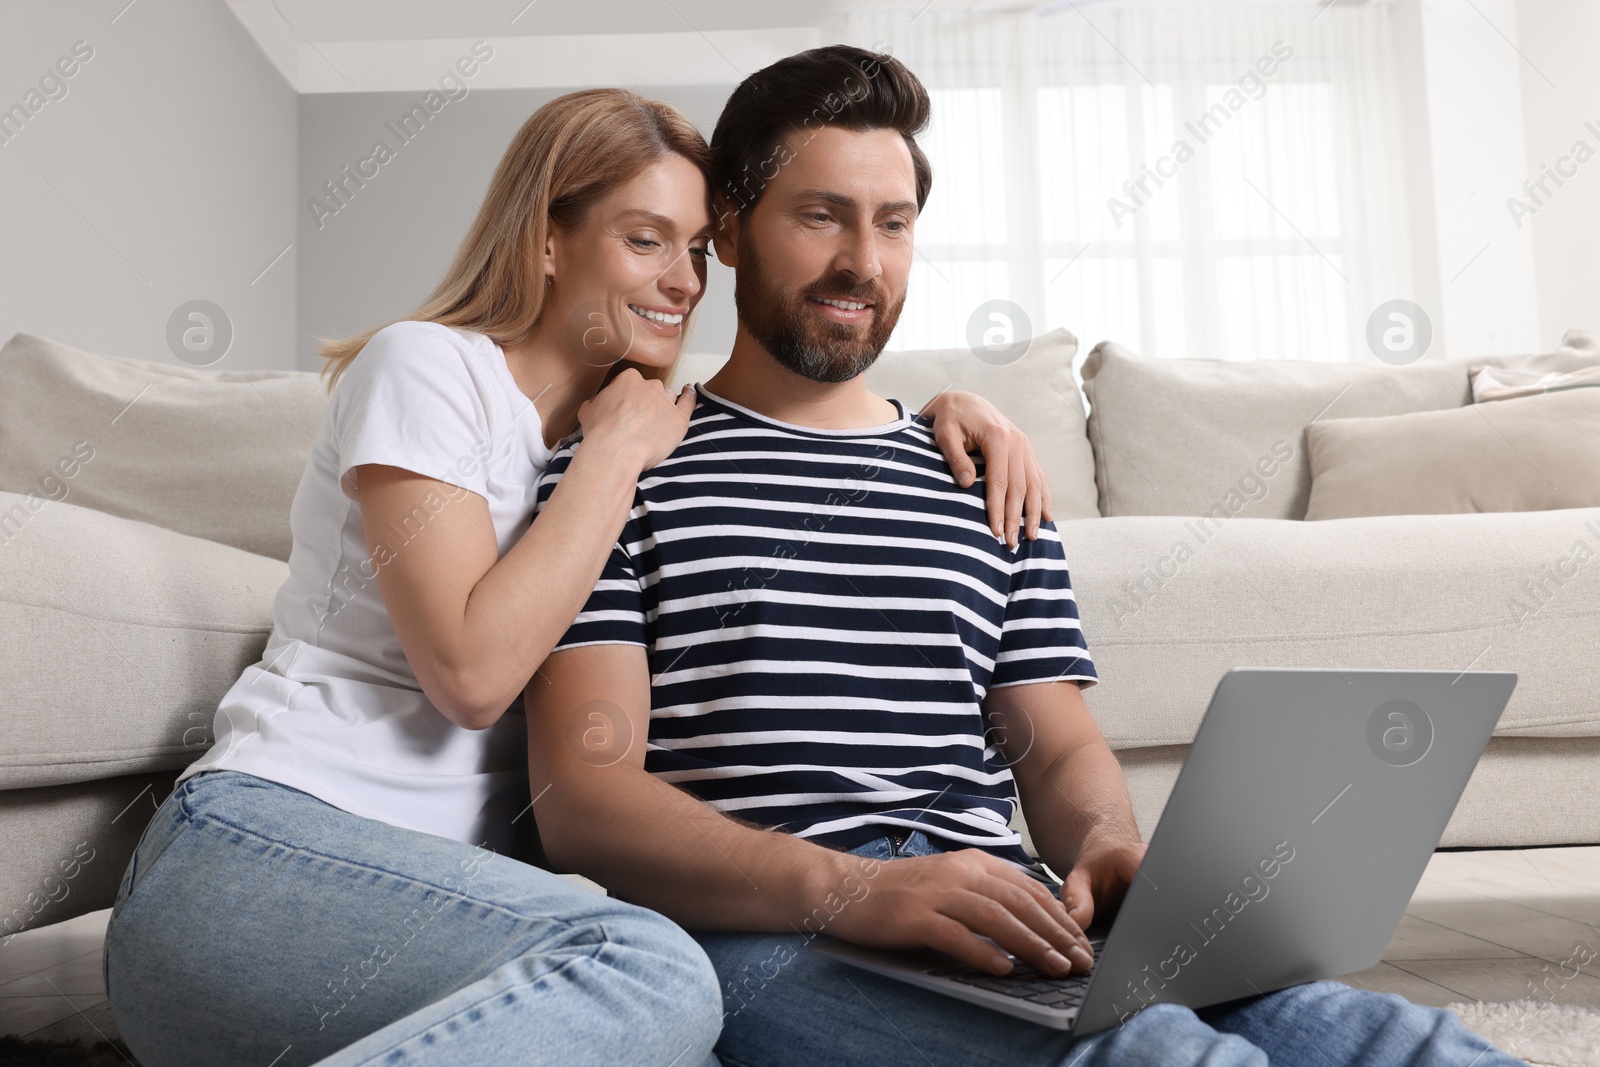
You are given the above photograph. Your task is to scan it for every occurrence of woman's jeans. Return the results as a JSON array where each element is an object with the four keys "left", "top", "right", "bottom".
[
  {"left": 103, "top": 769, "right": 722, "bottom": 1067},
  {"left": 690, "top": 830, "right": 1525, "bottom": 1067}
]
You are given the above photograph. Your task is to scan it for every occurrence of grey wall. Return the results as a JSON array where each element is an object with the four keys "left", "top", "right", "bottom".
[
  {"left": 296, "top": 84, "right": 739, "bottom": 372},
  {"left": 0, "top": 0, "right": 297, "bottom": 371}
]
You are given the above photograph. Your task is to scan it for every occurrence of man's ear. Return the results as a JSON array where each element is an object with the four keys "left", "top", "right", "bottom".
[{"left": 711, "top": 193, "right": 741, "bottom": 268}]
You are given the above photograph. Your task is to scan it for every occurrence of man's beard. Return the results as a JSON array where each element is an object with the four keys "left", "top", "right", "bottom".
[{"left": 734, "top": 230, "right": 907, "bottom": 384}]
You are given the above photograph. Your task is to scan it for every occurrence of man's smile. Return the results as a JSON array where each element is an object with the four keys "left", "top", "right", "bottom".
[{"left": 807, "top": 294, "right": 875, "bottom": 324}]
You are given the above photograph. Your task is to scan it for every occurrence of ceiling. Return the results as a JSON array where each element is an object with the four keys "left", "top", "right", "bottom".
[
  {"left": 224, "top": 0, "right": 868, "bottom": 92},
  {"left": 244, "top": 0, "right": 850, "bottom": 40},
  {"left": 223, "top": 0, "right": 1065, "bottom": 92}
]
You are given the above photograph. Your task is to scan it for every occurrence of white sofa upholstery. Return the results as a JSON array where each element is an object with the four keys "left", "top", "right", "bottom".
[{"left": 3, "top": 326, "right": 1597, "bottom": 938}]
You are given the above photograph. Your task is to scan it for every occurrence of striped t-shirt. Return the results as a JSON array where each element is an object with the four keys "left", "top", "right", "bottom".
[{"left": 536, "top": 384, "right": 1097, "bottom": 868}]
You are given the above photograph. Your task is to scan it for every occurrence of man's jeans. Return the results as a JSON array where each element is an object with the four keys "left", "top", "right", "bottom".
[
  {"left": 689, "top": 830, "right": 1523, "bottom": 1067},
  {"left": 103, "top": 769, "right": 722, "bottom": 1067}
]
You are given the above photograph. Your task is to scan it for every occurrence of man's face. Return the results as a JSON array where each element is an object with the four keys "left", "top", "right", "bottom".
[{"left": 728, "top": 125, "right": 917, "bottom": 383}]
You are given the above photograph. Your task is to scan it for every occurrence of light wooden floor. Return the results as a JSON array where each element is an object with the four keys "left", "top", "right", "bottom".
[
  {"left": 2, "top": 847, "right": 1597, "bottom": 1049},
  {"left": 1337, "top": 846, "right": 1600, "bottom": 1010}
]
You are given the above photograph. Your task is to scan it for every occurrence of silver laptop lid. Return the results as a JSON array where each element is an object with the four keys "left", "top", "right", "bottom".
[{"left": 1074, "top": 668, "right": 1516, "bottom": 1035}]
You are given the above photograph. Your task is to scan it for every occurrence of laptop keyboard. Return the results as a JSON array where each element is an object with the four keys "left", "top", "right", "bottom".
[{"left": 923, "top": 943, "right": 1103, "bottom": 1010}]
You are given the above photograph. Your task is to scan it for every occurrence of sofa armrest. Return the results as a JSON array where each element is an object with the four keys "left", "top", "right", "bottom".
[{"left": 0, "top": 492, "right": 285, "bottom": 791}]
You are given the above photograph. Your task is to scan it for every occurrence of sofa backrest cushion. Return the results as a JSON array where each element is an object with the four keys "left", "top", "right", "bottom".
[
  {"left": 0, "top": 333, "right": 329, "bottom": 560},
  {"left": 671, "top": 328, "right": 1100, "bottom": 520},
  {"left": 1081, "top": 328, "right": 1600, "bottom": 519},
  {"left": 1304, "top": 386, "right": 1600, "bottom": 519}
]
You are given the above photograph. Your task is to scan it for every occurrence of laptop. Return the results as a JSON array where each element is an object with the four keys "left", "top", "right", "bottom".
[{"left": 815, "top": 667, "right": 1516, "bottom": 1036}]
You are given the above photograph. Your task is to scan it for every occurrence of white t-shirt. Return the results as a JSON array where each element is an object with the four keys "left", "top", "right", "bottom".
[{"left": 179, "top": 321, "right": 554, "bottom": 851}]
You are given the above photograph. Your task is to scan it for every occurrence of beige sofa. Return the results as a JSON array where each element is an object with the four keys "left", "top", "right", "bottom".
[{"left": 3, "top": 327, "right": 1597, "bottom": 940}]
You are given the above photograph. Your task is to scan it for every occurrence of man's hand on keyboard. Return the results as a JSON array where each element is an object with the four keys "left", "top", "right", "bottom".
[
  {"left": 825, "top": 848, "right": 1098, "bottom": 978},
  {"left": 1061, "top": 840, "right": 1147, "bottom": 932}
]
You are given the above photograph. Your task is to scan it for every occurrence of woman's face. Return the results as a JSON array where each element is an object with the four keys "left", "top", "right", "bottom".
[{"left": 544, "top": 153, "right": 712, "bottom": 371}]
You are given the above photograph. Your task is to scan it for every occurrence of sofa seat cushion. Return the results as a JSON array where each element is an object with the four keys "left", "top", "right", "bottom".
[
  {"left": 0, "top": 332, "right": 328, "bottom": 561},
  {"left": 671, "top": 327, "right": 1100, "bottom": 520},
  {"left": 0, "top": 493, "right": 284, "bottom": 789},
  {"left": 1058, "top": 508, "right": 1600, "bottom": 749}
]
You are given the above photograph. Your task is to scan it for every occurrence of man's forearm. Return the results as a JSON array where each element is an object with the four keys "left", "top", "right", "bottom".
[
  {"left": 536, "top": 765, "right": 866, "bottom": 932},
  {"left": 1019, "top": 737, "right": 1142, "bottom": 880}
]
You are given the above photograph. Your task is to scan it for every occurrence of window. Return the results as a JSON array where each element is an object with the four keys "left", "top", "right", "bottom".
[{"left": 859, "top": 5, "right": 1410, "bottom": 362}]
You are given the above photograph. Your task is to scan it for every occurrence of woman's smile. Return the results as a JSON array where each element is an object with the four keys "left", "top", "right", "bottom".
[{"left": 628, "top": 302, "right": 688, "bottom": 333}]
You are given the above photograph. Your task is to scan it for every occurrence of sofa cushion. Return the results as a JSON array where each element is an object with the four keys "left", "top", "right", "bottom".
[
  {"left": 1304, "top": 388, "right": 1600, "bottom": 519},
  {"left": 1471, "top": 361, "right": 1600, "bottom": 401},
  {"left": 1112, "top": 737, "right": 1600, "bottom": 850},
  {"left": 672, "top": 328, "right": 1100, "bottom": 519},
  {"left": 1081, "top": 328, "right": 1600, "bottom": 519},
  {"left": 0, "top": 332, "right": 328, "bottom": 561},
  {"left": 1057, "top": 507, "right": 1600, "bottom": 749},
  {"left": 0, "top": 493, "right": 285, "bottom": 790}
]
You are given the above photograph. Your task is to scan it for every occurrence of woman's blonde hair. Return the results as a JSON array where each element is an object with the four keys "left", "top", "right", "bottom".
[{"left": 318, "top": 89, "right": 712, "bottom": 390}]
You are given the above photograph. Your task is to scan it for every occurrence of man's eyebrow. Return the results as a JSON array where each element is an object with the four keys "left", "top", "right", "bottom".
[{"left": 792, "top": 189, "right": 919, "bottom": 216}]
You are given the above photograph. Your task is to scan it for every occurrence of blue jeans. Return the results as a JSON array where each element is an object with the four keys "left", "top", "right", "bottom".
[
  {"left": 104, "top": 769, "right": 722, "bottom": 1067},
  {"left": 690, "top": 830, "right": 1522, "bottom": 1067}
]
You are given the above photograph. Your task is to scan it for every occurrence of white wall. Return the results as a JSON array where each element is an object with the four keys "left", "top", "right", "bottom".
[
  {"left": 1413, "top": 0, "right": 1542, "bottom": 359},
  {"left": 0, "top": 0, "right": 297, "bottom": 371},
  {"left": 1514, "top": 0, "right": 1600, "bottom": 349},
  {"left": 1398, "top": 0, "right": 1597, "bottom": 358}
]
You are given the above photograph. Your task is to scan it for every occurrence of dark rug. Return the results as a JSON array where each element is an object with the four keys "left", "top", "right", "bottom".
[{"left": 0, "top": 1034, "right": 143, "bottom": 1065}]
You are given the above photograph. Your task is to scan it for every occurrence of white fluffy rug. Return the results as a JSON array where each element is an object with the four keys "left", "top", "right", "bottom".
[{"left": 1447, "top": 1000, "right": 1600, "bottom": 1067}]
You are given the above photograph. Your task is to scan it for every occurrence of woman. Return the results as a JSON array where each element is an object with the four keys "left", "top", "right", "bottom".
[{"left": 103, "top": 88, "right": 1054, "bottom": 1067}]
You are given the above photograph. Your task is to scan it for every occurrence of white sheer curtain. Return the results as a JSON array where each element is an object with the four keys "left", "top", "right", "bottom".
[{"left": 846, "top": 2, "right": 1413, "bottom": 362}]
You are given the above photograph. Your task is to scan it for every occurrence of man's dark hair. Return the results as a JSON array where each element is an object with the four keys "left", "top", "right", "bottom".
[{"left": 709, "top": 44, "right": 933, "bottom": 220}]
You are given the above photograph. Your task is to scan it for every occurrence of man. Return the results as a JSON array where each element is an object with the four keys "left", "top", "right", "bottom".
[{"left": 524, "top": 45, "right": 1520, "bottom": 1067}]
